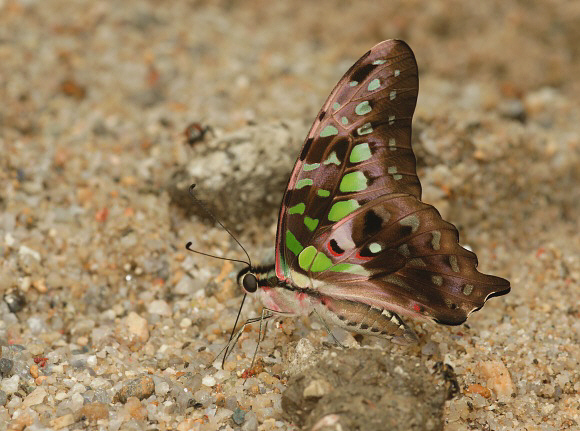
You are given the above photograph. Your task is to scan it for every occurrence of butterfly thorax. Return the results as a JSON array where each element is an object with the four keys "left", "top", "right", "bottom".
[{"left": 237, "top": 264, "right": 319, "bottom": 316}]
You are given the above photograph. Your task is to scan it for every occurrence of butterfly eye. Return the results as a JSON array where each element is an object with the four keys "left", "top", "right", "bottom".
[{"left": 242, "top": 273, "right": 258, "bottom": 293}]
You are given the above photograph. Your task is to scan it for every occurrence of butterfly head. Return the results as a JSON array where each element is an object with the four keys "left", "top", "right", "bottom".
[{"left": 237, "top": 266, "right": 258, "bottom": 294}]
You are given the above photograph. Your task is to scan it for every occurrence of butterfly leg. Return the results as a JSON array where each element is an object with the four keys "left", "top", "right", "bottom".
[
  {"left": 220, "top": 308, "right": 295, "bottom": 369},
  {"left": 311, "top": 307, "right": 347, "bottom": 349}
]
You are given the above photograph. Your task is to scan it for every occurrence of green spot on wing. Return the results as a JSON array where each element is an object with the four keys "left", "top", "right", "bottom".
[
  {"left": 320, "top": 125, "right": 338, "bottom": 137},
  {"left": 330, "top": 263, "right": 369, "bottom": 275},
  {"left": 369, "top": 242, "right": 382, "bottom": 253},
  {"left": 317, "top": 189, "right": 330, "bottom": 197},
  {"left": 296, "top": 178, "right": 313, "bottom": 189},
  {"left": 372, "top": 59, "right": 387, "bottom": 65},
  {"left": 355, "top": 101, "right": 372, "bottom": 116},
  {"left": 332, "top": 102, "right": 341, "bottom": 110},
  {"left": 311, "top": 252, "right": 333, "bottom": 272},
  {"left": 349, "top": 143, "right": 372, "bottom": 163},
  {"left": 349, "top": 81, "right": 358, "bottom": 87},
  {"left": 303, "top": 163, "right": 320, "bottom": 172},
  {"left": 328, "top": 199, "right": 360, "bottom": 221},
  {"left": 323, "top": 151, "right": 340, "bottom": 166},
  {"left": 341, "top": 116, "right": 349, "bottom": 125},
  {"left": 298, "top": 246, "right": 317, "bottom": 271},
  {"left": 339, "top": 172, "right": 368, "bottom": 192},
  {"left": 304, "top": 216, "right": 319, "bottom": 232},
  {"left": 286, "top": 230, "right": 303, "bottom": 255},
  {"left": 357, "top": 123, "right": 373, "bottom": 135},
  {"left": 368, "top": 78, "right": 380, "bottom": 91},
  {"left": 288, "top": 203, "right": 305, "bottom": 215}
]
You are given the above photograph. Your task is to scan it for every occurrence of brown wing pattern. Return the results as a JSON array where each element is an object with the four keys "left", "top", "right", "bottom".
[
  {"left": 274, "top": 40, "right": 510, "bottom": 326},
  {"left": 275, "top": 40, "right": 419, "bottom": 279}
]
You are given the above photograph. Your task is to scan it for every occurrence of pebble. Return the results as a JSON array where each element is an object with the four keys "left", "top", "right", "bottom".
[
  {"left": 22, "top": 388, "right": 47, "bottom": 408},
  {"left": 477, "top": 360, "right": 515, "bottom": 401},
  {"left": 50, "top": 414, "right": 75, "bottom": 429},
  {"left": 27, "top": 316, "right": 45, "bottom": 334},
  {"left": 201, "top": 375, "right": 216, "bottom": 387},
  {"left": 0, "top": 358, "right": 13, "bottom": 376},
  {"left": 232, "top": 407, "right": 246, "bottom": 425},
  {"left": 79, "top": 402, "right": 109, "bottom": 421},
  {"left": 30, "top": 364, "right": 39, "bottom": 378},
  {"left": 241, "top": 411, "right": 258, "bottom": 431},
  {"left": 421, "top": 341, "right": 440, "bottom": 356},
  {"left": 466, "top": 383, "right": 492, "bottom": 398},
  {"left": 155, "top": 380, "right": 170, "bottom": 396},
  {"left": 113, "top": 376, "right": 155, "bottom": 403},
  {"left": 123, "top": 396, "right": 148, "bottom": 420},
  {"left": 303, "top": 379, "right": 332, "bottom": 399},
  {"left": 125, "top": 312, "right": 149, "bottom": 342},
  {"left": 179, "top": 317, "right": 192, "bottom": 328},
  {"left": 147, "top": 299, "right": 172, "bottom": 316},
  {"left": 0, "top": 390, "right": 6, "bottom": 406},
  {"left": 0, "top": 375, "right": 20, "bottom": 394}
]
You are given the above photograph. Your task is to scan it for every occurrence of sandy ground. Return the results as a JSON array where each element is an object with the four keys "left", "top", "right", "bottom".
[{"left": 0, "top": 1, "right": 579, "bottom": 430}]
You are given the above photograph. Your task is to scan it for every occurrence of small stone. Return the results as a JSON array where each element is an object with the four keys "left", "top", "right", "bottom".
[
  {"left": 177, "top": 418, "right": 201, "bottom": 430},
  {"left": 113, "top": 376, "right": 155, "bottom": 403},
  {"left": 232, "top": 407, "right": 246, "bottom": 425},
  {"left": 477, "top": 360, "right": 515, "bottom": 401},
  {"left": 0, "top": 390, "right": 7, "bottom": 406},
  {"left": 30, "top": 364, "right": 39, "bottom": 378},
  {"left": 126, "top": 312, "right": 149, "bottom": 342},
  {"left": 147, "top": 299, "right": 172, "bottom": 316},
  {"left": 241, "top": 411, "right": 258, "bottom": 431},
  {"left": 201, "top": 375, "right": 216, "bottom": 387},
  {"left": 421, "top": 341, "right": 439, "bottom": 356},
  {"left": 466, "top": 383, "right": 491, "bottom": 398},
  {"left": 27, "top": 316, "right": 45, "bottom": 334},
  {"left": 179, "top": 317, "right": 192, "bottom": 328},
  {"left": 258, "top": 372, "right": 279, "bottom": 386},
  {"left": 123, "top": 396, "right": 147, "bottom": 420},
  {"left": 32, "top": 278, "right": 48, "bottom": 293},
  {"left": 4, "top": 291, "right": 26, "bottom": 312},
  {"left": 155, "top": 380, "right": 170, "bottom": 396},
  {"left": 0, "top": 374, "right": 19, "bottom": 394},
  {"left": 22, "top": 387, "right": 47, "bottom": 407},
  {"left": 50, "top": 414, "right": 75, "bottom": 429},
  {"left": 303, "top": 379, "right": 332, "bottom": 399},
  {"left": 79, "top": 402, "right": 109, "bottom": 421},
  {"left": 225, "top": 395, "right": 238, "bottom": 411},
  {"left": 0, "top": 358, "right": 13, "bottom": 376}
]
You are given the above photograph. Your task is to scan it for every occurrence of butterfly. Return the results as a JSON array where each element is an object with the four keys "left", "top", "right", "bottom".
[{"left": 219, "top": 39, "right": 510, "bottom": 353}]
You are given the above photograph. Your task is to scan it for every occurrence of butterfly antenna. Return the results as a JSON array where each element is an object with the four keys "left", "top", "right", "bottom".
[{"left": 185, "top": 184, "right": 252, "bottom": 267}]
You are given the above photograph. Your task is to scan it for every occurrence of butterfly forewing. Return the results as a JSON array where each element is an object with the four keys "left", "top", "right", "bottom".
[
  {"left": 273, "top": 39, "right": 509, "bottom": 337},
  {"left": 276, "top": 40, "right": 420, "bottom": 280}
]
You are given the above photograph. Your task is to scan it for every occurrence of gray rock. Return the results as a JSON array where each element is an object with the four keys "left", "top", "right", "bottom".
[
  {"left": 0, "top": 358, "right": 13, "bottom": 376},
  {"left": 282, "top": 348, "right": 446, "bottom": 431},
  {"left": 0, "top": 390, "right": 7, "bottom": 406},
  {"left": 231, "top": 407, "right": 246, "bottom": 425},
  {"left": 241, "top": 411, "right": 258, "bottom": 431},
  {"left": 167, "top": 121, "right": 306, "bottom": 232}
]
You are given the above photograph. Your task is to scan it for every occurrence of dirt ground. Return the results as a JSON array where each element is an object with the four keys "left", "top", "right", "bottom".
[{"left": 1, "top": 1, "right": 578, "bottom": 430}]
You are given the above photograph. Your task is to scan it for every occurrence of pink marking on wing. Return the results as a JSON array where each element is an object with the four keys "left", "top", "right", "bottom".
[{"left": 296, "top": 292, "right": 308, "bottom": 302}]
